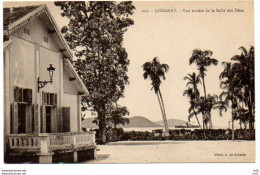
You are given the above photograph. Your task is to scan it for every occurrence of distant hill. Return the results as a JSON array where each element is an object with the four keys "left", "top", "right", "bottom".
[
  {"left": 124, "top": 116, "right": 161, "bottom": 127},
  {"left": 155, "top": 119, "right": 189, "bottom": 127},
  {"left": 81, "top": 116, "right": 192, "bottom": 129},
  {"left": 81, "top": 116, "right": 162, "bottom": 128}
]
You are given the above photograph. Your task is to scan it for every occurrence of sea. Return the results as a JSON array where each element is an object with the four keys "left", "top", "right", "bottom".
[
  {"left": 87, "top": 126, "right": 226, "bottom": 132},
  {"left": 122, "top": 127, "right": 199, "bottom": 132}
]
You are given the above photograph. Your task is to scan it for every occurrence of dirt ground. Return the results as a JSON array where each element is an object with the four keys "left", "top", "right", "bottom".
[{"left": 84, "top": 140, "right": 255, "bottom": 163}]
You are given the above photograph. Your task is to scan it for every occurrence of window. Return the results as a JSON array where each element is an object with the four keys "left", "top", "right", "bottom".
[
  {"left": 44, "top": 36, "right": 48, "bottom": 43},
  {"left": 62, "top": 107, "right": 70, "bottom": 132},
  {"left": 23, "top": 28, "right": 30, "bottom": 36},
  {"left": 41, "top": 92, "right": 58, "bottom": 133},
  {"left": 14, "top": 86, "right": 32, "bottom": 104},
  {"left": 42, "top": 92, "right": 57, "bottom": 106},
  {"left": 11, "top": 87, "right": 36, "bottom": 134}
]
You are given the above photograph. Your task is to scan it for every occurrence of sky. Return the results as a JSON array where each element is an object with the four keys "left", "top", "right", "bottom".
[
  {"left": 121, "top": 1, "right": 254, "bottom": 128},
  {"left": 4, "top": 1, "right": 254, "bottom": 128}
]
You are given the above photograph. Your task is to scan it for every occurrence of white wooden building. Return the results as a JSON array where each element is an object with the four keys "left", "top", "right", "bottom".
[{"left": 3, "top": 4, "right": 96, "bottom": 163}]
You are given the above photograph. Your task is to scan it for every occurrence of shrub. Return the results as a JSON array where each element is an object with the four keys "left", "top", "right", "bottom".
[{"left": 94, "top": 128, "right": 255, "bottom": 144}]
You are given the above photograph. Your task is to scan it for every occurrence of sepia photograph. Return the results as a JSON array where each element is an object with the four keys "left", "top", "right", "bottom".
[{"left": 2, "top": 0, "right": 256, "bottom": 168}]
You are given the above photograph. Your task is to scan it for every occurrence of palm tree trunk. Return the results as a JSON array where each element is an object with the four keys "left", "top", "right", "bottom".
[
  {"left": 248, "top": 101, "right": 252, "bottom": 130},
  {"left": 248, "top": 90, "right": 253, "bottom": 130},
  {"left": 202, "top": 76, "right": 207, "bottom": 98},
  {"left": 193, "top": 108, "right": 201, "bottom": 128},
  {"left": 202, "top": 112, "right": 205, "bottom": 129},
  {"left": 201, "top": 76, "right": 213, "bottom": 129},
  {"left": 231, "top": 107, "right": 234, "bottom": 141},
  {"left": 156, "top": 91, "right": 168, "bottom": 135},
  {"left": 158, "top": 89, "right": 169, "bottom": 135}
]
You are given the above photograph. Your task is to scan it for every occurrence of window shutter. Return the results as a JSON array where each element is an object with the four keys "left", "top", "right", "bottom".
[
  {"left": 45, "top": 92, "right": 48, "bottom": 105},
  {"left": 11, "top": 102, "right": 18, "bottom": 134},
  {"left": 42, "top": 92, "right": 47, "bottom": 105},
  {"left": 19, "top": 87, "right": 23, "bottom": 102},
  {"left": 51, "top": 108, "right": 57, "bottom": 133},
  {"left": 14, "top": 87, "right": 18, "bottom": 102},
  {"left": 42, "top": 92, "right": 45, "bottom": 105},
  {"left": 50, "top": 93, "right": 54, "bottom": 105},
  {"left": 14, "top": 87, "right": 20, "bottom": 102},
  {"left": 23, "top": 89, "right": 32, "bottom": 104},
  {"left": 41, "top": 105, "right": 46, "bottom": 133},
  {"left": 26, "top": 105, "right": 33, "bottom": 133},
  {"left": 33, "top": 104, "right": 39, "bottom": 133},
  {"left": 54, "top": 93, "right": 57, "bottom": 106},
  {"left": 62, "top": 107, "right": 70, "bottom": 132},
  {"left": 47, "top": 93, "right": 50, "bottom": 105},
  {"left": 56, "top": 108, "right": 62, "bottom": 132}
]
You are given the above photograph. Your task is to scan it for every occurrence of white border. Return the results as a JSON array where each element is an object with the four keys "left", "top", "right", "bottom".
[{"left": 1, "top": 1, "right": 259, "bottom": 175}]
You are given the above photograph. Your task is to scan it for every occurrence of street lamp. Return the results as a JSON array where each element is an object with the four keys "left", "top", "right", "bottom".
[{"left": 38, "top": 64, "right": 56, "bottom": 92}]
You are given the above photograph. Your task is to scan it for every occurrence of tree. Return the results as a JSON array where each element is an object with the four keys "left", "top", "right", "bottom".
[
  {"left": 219, "top": 62, "right": 241, "bottom": 140},
  {"left": 143, "top": 57, "right": 169, "bottom": 135},
  {"left": 231, "top": 46, "right": 255, "bottom": 129},
  {"left": 55, "top": 1, "right": 135, "bottom": 144},
  {"left": 189, "top": 49, "right": 218, "bottom": 128},
  {"left": 109, "top": 106, "right": 130, "bottom": 129},
  {"left": 196, "top": 94, "right": 226, "bottom": 129},
  {"left": 233, "top": 108, "right": 249, "bottom": 130},
  {"left": 183, "top": 72, "right": 201, "bottom": 128}
]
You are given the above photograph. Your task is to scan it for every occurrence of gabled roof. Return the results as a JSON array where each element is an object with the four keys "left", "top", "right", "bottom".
[
  {"left": 3, "top": 4, "right": 89, "bottom": 96},
  {"left": 3, "top": 4, "right": 72, "bottom": 58},
  {"left": 3, "top": 5, "right": 40, "bottom": 30}
]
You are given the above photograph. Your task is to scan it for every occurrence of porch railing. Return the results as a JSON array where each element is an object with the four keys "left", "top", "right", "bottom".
[
  {"left": 7, "top": 131, "right": 96, "bottom": 152},
  {"left": 48, "top": 132, "right": 95, "bottom": 149},
  {"left": 8, "top": 134, "right": 40, "bottom": 149}
]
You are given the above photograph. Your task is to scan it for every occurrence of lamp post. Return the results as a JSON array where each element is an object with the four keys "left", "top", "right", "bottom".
[{"left": 38, "top": 64, "right": 55, "bottom": 92}]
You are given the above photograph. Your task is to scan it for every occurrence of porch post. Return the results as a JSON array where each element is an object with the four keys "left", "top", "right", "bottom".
[
  {"left": 4, "top": 47, "right": 11, "bottom": 156},
  {"left": 38, "top": 133, "right": 53, "bottom": 163},
  {"left": 91, "top": 131, "right": 96, "bottom": 146},
  {"left": 72, "top": 134, "right": 78, "bottom": 163},
  {"left": 73, "top": 152, "right": 78, "bottom": 163},
  {"left": 35, "top": 44, "right": 41, "bottom": 133}
]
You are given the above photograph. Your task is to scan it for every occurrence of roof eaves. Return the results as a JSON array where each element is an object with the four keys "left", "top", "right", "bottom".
[
  {"left": 44, "top": 5, "right": 73, "bottom": 58},
  {"left": 6, "top": 5, "right": 46, "bottom": 34},
  {"left": 64, "top": 59, "right": 89, "bottom": 96}
]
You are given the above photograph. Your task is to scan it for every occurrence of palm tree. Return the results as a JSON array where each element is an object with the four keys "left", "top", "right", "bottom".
[
  {"left": 196, "top": 94, "right": 226, "bottom": 129},
  {"left": 231, "top": 46, "right": 255, "bottom": 129},
  {"left": 219, "top": 62, "right": 244, "bottom": 140},
  {"left": 143, "top": 57, "right": 169, "bottom": 135},
  {"left": 184, "top": 72, "right": 201, "bottom": 96},
  {"left": 233, "top": 108, "right": 249, "bottom": 130},
  {"left": 183, "top": 88, "right": 201, "bottom": 128},
  {"left": 183, "top": 72, "right": 201, "bottom": 128},
  {"left": 189, "top": 49, "right": 218, "bottom": 128},
  {"left": 219, "top": 62, "right": 236, "bottom": 140}
]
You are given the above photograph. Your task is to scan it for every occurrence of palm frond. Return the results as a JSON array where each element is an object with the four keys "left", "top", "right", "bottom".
[{"left": 239, "top": 46, "right": 248, "bottom": 56}]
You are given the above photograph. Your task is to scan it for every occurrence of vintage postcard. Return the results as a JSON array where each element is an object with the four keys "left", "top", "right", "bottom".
[{"left": 2, "top": 0, "right": 256, "bottom": 169}]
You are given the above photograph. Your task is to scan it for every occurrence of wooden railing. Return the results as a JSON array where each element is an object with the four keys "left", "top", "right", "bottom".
[{"left": 7, "top": 132, "right": 96, "bottom": 151}]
